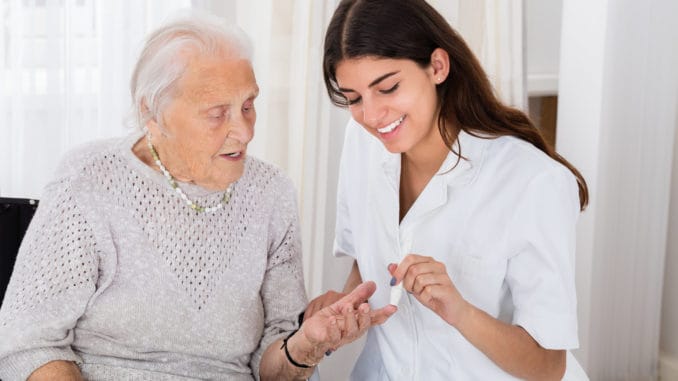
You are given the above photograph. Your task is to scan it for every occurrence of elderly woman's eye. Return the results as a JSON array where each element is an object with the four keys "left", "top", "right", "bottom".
[
  {"left": 242, "top": 100, "right": 255, "bottom": 112},
  {"left": 207, "top": 107, "right": 229, "bottom": 120}
]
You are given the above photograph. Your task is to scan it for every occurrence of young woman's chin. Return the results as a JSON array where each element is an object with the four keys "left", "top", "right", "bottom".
[{"left": 382, "top": 142, "right": 408, "bottom": 154}]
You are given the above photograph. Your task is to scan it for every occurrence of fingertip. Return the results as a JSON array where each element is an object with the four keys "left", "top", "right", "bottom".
[
  {"left": 354, "top": 280, "right": 376, "bottom": 293},
  {"left": 364, "top": 280, "right": 377, "bottom": 292}
]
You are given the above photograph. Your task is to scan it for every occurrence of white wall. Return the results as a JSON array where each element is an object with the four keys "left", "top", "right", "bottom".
[
  {"left": 525, "top": 0, "right": 562, "bottom": 96},
  {"left": 558, "top": 0, "right": 678, "bottom": 379},
  {"left": 557, "top": 0, "right": 608, "bottom": 371}
]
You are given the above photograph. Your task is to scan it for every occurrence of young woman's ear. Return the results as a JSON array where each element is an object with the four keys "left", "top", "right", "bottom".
[{"left": 430, "top": 48, "right": 450, "bottom": 84}]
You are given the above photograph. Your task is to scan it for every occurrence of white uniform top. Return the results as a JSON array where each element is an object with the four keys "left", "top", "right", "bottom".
[{"left": 334, "top": 119, "right": 586, "bottom": 380}]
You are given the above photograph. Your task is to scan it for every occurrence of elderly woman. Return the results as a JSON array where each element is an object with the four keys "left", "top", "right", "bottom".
[{"left": 0, "top": 14, "right": 395, "bottom": 381}]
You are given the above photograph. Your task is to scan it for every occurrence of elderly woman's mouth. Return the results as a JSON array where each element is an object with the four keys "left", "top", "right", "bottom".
[{"left": 220, "top": 151, "right": 243, "bottom": 160}]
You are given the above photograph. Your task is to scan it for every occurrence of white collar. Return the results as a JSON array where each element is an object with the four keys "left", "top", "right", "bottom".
[{"left": 379, "top": 129, "right": 490, "bottom": 187}]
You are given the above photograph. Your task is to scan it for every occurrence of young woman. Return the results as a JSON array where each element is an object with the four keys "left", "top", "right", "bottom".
[{"left": 305, "top": 0, "right": 589, "bottom": 380}]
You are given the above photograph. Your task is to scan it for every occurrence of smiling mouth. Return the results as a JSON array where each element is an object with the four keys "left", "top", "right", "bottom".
[{"left": 377, "top": 115, "right": 405, "bottom": 134}]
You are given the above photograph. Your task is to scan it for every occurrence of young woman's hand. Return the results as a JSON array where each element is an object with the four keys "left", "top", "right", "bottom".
[{"left": 389, "top": 254, "right": 471, "bottom": 327}]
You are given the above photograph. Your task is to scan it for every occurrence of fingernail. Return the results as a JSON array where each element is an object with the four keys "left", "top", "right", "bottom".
[
  {"left": 325, "top": 350, "right": 333, "bottom": 356},
  {"left": 389, "top": 277, "right": 396, "bottom": 286}
]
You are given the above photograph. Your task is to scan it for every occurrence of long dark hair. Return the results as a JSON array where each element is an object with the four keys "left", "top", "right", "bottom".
[{"left": 323, "top": 0, "right": 589, "bottom": 211}]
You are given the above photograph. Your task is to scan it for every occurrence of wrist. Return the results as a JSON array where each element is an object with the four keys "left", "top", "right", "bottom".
[
  {"left": 283, "top": 329, "right": 322, "bottom": 368},
  {"left": 447, "top": 298, "right": 474, "bottom": 329}
]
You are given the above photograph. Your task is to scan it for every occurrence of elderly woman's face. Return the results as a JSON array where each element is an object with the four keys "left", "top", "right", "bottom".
[{"left": 149, "top": 53, "right": 258, "bottom": 190}]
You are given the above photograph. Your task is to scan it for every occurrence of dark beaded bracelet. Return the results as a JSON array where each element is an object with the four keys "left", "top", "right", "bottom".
[{"left": 280, "top": 329, "right": 316, "bottom": 368}]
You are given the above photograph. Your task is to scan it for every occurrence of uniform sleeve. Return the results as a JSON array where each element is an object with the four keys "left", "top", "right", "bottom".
[
  {"left": 333, "top": 119, "right": 359, "bottom": 259},
  {"left": 0, "top": 171, "right": 99, "bottom": 380},
  {"left": 505, "top": 167, "right": 581, "bottom": 350},
  {"left": 250, "top": 175, "right": 307, "bottom": 380}
]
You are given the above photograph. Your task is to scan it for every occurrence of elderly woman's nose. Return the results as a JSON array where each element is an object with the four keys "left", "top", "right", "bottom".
[{"left": 227, "top": 119, "right": 254, "bottom": 144}]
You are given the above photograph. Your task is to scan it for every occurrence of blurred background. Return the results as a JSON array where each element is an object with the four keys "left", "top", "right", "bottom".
[{"left": 1, "top": 0, "right": 677, "bottom": 380}]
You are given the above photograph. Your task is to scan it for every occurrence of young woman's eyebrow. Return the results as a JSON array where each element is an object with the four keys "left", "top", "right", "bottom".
[{"left": 338, "top": 71, "right": 400, "bottom": 92}]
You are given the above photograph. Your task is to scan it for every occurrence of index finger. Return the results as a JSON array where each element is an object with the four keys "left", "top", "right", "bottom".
[
  {"left": 333, "top": 281, "right": 376, "bottom": 309},
  {"left": 392, "top": 254, "right": 432, "bottom": 285}
]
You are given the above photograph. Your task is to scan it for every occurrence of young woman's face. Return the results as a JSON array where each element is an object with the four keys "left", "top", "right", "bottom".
[{"left": 335, "top": 53, "right": 445, "bottom": 154}]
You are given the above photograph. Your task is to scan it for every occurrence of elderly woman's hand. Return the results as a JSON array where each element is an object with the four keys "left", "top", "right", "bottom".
[
  {"left": 303, "top": 290, "right": 346, "bottom": 322},
  {"left": 288, "top": 281, "right": 396, "bottom": 364}
]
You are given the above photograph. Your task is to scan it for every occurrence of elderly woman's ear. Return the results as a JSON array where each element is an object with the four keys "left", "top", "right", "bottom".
[{"left": 141, "top": 101, "right": 162, "bottom": 137}]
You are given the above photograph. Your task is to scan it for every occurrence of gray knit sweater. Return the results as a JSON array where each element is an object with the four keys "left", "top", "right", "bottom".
[{"left": 0, "top": 133, "right": 307, "bottom": 381}]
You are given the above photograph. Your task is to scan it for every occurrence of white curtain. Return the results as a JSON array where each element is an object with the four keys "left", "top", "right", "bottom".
[
  {"left": 0, "top": 0, "right": 190, "bottom": 199},
  {"left": 431, "top": 0, "right": 526, "bottom": 110}
]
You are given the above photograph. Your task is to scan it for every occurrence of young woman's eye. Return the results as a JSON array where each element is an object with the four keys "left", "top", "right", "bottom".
[
  {"left": 380, "top": 83, "right": 399, "bottom": 94},
  {"left": 347, "top": 96, "right": 362, "bottom": 105}
]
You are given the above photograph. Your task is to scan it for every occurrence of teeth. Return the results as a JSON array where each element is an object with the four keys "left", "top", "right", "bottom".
[
  {"left": 377, "top": 116, "right": 405, "bottom": 134},
  {"left": 226, "top": 152, "right": 241, "bottom": 158}
]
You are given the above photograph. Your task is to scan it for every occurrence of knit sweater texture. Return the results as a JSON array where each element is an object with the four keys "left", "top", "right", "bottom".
[{"left": 0, "top": 133, "right": 307, "bottom": 380}]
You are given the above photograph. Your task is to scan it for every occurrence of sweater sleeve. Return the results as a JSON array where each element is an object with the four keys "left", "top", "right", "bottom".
[
  {"left": 250, "top": 174, "right": 307, "bottom": 380},
  {"left": 0, "top": 162, "right": 99, "bottom": 380}
]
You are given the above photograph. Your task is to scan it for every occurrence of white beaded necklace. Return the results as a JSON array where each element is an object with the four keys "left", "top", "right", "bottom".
[{"left": 146, "top": 134, "right": 233, "bottom": 213}]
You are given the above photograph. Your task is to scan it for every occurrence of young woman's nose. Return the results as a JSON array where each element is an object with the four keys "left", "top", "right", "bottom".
[{"left": 361, "top": 97, "right": 387, "bottom": 126}]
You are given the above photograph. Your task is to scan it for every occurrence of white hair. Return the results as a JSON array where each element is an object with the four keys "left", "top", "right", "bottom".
[{"left": 129, "top": 12, "right": 253, "bottom": 130}]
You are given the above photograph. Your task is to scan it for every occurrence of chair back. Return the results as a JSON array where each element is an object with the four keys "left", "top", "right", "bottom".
[{"left": 0, "top": 197, "right": 39, "bottom": 306}]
